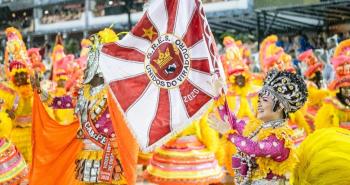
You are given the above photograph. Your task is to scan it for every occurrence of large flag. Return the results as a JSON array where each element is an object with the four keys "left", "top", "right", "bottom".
[{"left": 100, "top": 0, "right": 223, "bottom": 151}]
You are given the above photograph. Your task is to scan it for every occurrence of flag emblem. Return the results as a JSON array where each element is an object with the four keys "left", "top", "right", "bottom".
[
  {"left": 99, "top": 0, "right": 222, "bottom": 151},
  {"left": 145, "top": 34, "right": 190, "bottom": 88}
]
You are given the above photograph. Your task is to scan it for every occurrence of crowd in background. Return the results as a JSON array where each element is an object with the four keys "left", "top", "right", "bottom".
[{"left": 40, "top": 4, "right": 84, "bottom": 24}]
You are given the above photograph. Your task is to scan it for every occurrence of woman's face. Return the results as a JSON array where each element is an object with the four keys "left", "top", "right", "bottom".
[{"left": 257, "top": 91, "right": 279, "bottom": 122}]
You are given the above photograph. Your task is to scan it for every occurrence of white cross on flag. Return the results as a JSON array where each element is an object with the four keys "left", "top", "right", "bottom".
[{"left": 99, "top": 0, "right": 224, "bottom": 151}]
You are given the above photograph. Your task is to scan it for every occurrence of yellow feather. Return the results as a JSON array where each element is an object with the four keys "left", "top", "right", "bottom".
[{"left": 291, "top": 128, "right": 350, "bottom": 185}]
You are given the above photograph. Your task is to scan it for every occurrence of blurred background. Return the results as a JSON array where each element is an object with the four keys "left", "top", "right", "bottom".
[{"left": 0, "top": 0, "right": 349, "bottom": 75}]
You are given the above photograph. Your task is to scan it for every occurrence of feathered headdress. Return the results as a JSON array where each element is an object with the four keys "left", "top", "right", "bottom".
[
  {"left": 222, "top": 36, "right": 248, "bottom": 77},
  {"left": 329, "top": 39, "right": 350, "bottom": 90},
  {"left": 298, "top": 49, "right": 323, "bottom": 79},
  {"left": 259, "top": 35, "right": 294, "bottom": 73}
]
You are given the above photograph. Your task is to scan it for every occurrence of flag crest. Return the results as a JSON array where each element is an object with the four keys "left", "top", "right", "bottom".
[{"left": 100, "top": 0, "right": 222, "bottom": 151}]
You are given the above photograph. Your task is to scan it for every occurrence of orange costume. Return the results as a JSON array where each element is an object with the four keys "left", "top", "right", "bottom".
[{"left": 315, "top": 39, "right": 350, "bottom": 130}]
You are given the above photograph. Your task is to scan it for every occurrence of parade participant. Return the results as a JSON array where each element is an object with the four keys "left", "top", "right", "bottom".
[
  {"left": 52, "top": 34, "right": 65, "bottom": 64},
  {"left": 0, "top": 60, "right": 33, "bottom": 163},
  {"left": 291, "top": 127, "right": 350, "bottom": 185},
  {"left": 65, "top": 39, "right": 92, "bottom": 93},
  {"left": 297, "top": 49, "right": 329, "bottom": 130},
  {"left": 259, "top": 35, "right": 295, "bottom": 74},
  {"left": 75, "top": 28, "right": 126, "bottom": 184},
  {"left": 27, "top": 48, "right": 45, "bottom": 72},
  {"left": 4, "top": 27, "right": 29, "bottom": 77},
  {"left": 260, "top": 35, "right": 311, "bottom": 138},
  {"left": 144, "top": 117, "right": 223, "bottom": 185},
  {"left": 34, "top": 68, "right": 75, "bottom": 125},
  {"left": 210, "top": 70, "right": 308, "bottom": 185},
  {"left": 0, "top": 99, "right": 28, "bottom": 185},
  {"left": 315, "top": 39, "right": 350, "bottom": 130},
  {"left": 222, "top": 36, "right": 260, "bottom": 121}
]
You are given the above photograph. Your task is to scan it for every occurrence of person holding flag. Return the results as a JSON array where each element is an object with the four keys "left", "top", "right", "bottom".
[
  {"left": 74, "top": 28, "right": 127, "bottom": 184},
  {"left": 210, "top": 69, "right": 308, "bottom": 185}
]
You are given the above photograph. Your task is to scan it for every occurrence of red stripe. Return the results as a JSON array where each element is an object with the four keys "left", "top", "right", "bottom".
[
  {"left": 132, "top": 13, "right": 159, "bottom": 42},
  {"left": 109, "top": 74, "right": 150, "bottom": 112},
  {"left": 179, "top": 80, "right": 211, "bottom": 117},
  {"left": 101, "top": 43, "right": 145, "bottom": 63},
  {"left": 165, "top": 0, "right": 179, "bottom": 34},
  {"left": 182, "top": 10, "right": 203, "bottom": 48},
  {"left": 148, "top": 89, "right": 171, "bottom": 146},
  {"left": 191, "top": 59, "right": 210, "bottom": 74}
]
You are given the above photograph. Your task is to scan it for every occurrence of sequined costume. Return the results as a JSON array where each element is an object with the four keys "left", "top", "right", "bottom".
[
  {"left": 144, "top": 118, "right": 223, "bottom": 185},
  {"left": 75, "top": 29, "right": 126, "bottom": 184},
  {"left": 215, "top": 70, "right": 308, "bottom": 184},
  {"left": 315, "top": 39, "right": 350, "bottom": 130}
]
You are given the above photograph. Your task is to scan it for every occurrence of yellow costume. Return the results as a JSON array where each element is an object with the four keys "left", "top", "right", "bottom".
[
  {"left": 221, "top": 36, "right": 260, "bottom": 121},
  {"left": 2, "top": 27, "right": 33, "bottom": 163},
  {"left": 315, "top": 39, "right": 350, "bottom": 130},
  {"left": 291, "top": 128, "right": 350, "bottom": 185},
  {"left": 0, "top": 110, "right": 28, "bottom": 185},
  {"left": 297, "top": 49, "right": 329, "bottom": 131}
]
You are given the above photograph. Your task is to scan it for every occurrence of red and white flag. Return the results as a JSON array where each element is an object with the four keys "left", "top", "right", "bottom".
[{"left": 99, "top": 0, "right": 224, "bottom": 151}]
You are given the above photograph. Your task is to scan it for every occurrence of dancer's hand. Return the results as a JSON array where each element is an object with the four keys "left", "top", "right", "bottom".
[
  {"left": 208, "top": 113, "right": 231, "bottom": 135},
  {"left": 30, "top": 72, "right": 41, "bottom": 90}
]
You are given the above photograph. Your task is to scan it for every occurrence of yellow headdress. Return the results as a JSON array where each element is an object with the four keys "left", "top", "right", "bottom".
[{"left": 291, "top": 128, "right": 350, "bottom": 185}]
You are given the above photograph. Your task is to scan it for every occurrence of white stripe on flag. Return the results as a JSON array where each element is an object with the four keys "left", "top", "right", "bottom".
[
  {"left": 188, "top": 69, "right": 216, "bottom": 97},
  {"left": 189, "top": 39, "right": 210, "bottom": 60},
  {"left": 174, "top": 0, "right": 197, "bottom": 38},
  {"left": 147, "top": 0, "right": 168, "bottom": 34},
  {"left": 99, "top": 52, "right": 145, "bottom": 83},
  {"left": 117, "top": 33, "right": 151, "bottom": 54},
  {"left": 169, "top": 87, "right": 189, "bottom": 129},
  {"left": 126, "top": 83, "right": 160, "bottom": 147}
]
